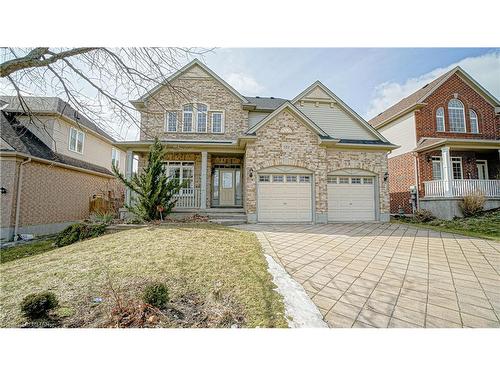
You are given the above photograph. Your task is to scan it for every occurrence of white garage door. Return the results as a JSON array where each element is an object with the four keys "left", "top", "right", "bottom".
[
  {"left": 328, "top": 176, "right": 375, "bottom": 221},
  {"left": 257, "top": 174, "right": 312, "bottom": 222}
]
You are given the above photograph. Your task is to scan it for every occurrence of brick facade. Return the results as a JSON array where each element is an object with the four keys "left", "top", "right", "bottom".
[
  {"left": 0, "top": 157, "right": 123, "bottom": 239},
  {"left": 415, "top": 74, "right": 499, "bottom": 141},
  {"left": 386, "top": 152, "right": 415, "bottom": 213}
]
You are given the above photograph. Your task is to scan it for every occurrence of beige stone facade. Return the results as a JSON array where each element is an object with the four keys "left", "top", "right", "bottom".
[
  {"left": 0, "top": 156, "right": 124, "bottom": 240},
  {"left": 243, "top": 109, "right": 390, "bottom": 222},
  {"left": 139, "top": 67, "right": 249, "bottom": 141}
]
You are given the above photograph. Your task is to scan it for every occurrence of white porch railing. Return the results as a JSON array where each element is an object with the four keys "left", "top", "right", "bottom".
[
  {"left": 173, "top": 188, "right": 201, "bottom": 208},
  {"left": 424, "top": 179, "right": 500, "bottom": 198}
]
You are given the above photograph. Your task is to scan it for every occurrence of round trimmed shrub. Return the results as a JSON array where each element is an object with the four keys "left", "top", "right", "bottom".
[
  {"left": 20, "top": 292, "right": 59, "bottom": 319},
  {"left": 143, "top": 283, "right": 169, "bottom": 309}
]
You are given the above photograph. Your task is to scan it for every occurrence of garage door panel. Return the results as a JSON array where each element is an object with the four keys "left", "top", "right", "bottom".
[
  {"left": 257, "top": 174, "right": 312, "bottom": 223},
  {"left": 328, "top": 176, "right": 375, "bottom": 222}
]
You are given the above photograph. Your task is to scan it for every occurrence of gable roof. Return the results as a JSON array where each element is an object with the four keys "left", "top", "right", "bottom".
[
  {"left": 292, "top": 81, "right": 390, "bottom": 143},
  {"left": 0, "top": 96, "right": 117, "bottom": 142},
  {"left": 132, "top": 59, "right": 250, "bottom": 106},
  {"left": 1, "top": 111, "right": 113, "bottom": 175},
  {"left": 368, "top": 66, "right": 500, "bottom": 129},
  {"left": 246, "top": 101, "right": 329, "bottom": 137}
]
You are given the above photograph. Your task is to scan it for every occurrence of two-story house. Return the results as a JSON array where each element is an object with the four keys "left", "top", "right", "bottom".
[
  {"left": 117, "top": 59, "right": 397, "bottom": 224},
  {"left": 0, "top": 96, "right": 126, "bottom": 240},
  {"left": 369, "top": 66, "right": 500, "bottom": 219}
]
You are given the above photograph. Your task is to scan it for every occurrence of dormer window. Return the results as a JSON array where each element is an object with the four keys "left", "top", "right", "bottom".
[
  {"left": 436, "top": 107, "right": 445, "bottom": 131},
  {"left": 469, "top": 109, "right": 478, "bottom": 133},
  {"left": 196, "top": 104, "right": 207, "bottom": 132},
  {"left": 182, "top": 104, "right": 193, "bottom": 132},
  {"left": 448, "top": 99, "right": 466, "bottom": 132}
]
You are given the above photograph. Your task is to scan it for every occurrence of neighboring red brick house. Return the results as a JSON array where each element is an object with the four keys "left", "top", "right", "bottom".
[{"left": 369, "top": 66, "right": 500, "bottom": 219}]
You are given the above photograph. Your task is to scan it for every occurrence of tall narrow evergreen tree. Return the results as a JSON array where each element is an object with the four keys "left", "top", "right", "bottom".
[{"left": 113, "top": 138, "right": 186, "bottom": 221}]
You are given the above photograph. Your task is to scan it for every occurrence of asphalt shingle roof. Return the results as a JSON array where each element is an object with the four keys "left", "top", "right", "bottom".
[
  {"left": 244, "top": 96, "right": 288, "bottom": 110},
  {"left": 1, "top": 111, "right": 113, "bottom": 176},
  {"left": 0, "top": 96, "right": 116, "bottom": 142}
]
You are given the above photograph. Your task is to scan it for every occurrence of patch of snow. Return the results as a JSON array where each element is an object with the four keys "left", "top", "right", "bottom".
[{"left": 265, "top": 254, "right": 328, "bottom": 328}]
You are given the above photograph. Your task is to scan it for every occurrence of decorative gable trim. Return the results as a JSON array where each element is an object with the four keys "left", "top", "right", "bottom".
[
  {"left": 292, "top": 81, "right": 391, "bottom": 143},
  {"left": 246, "top": 102, "right": 329, "bottom": 137},
  {"left": 131, "top": 59, "right": 250, "bottom": 107}
]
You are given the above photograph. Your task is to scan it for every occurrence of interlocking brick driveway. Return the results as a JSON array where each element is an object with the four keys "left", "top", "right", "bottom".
[{"left": 238, "top": 223, "right": 500, "bottom": 328}]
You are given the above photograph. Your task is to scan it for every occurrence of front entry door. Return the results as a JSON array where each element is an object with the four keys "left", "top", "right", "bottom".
[
  {"left": 476, "top": 160, "right": 489, "bottom": 180},
  {"left": 220, "top": 170, "right": 235, "bottom": 205}
]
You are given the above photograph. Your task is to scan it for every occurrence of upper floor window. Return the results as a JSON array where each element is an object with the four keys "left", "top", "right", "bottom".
[
  {"left": 469, "top": 109, "right": 479, "bottom": 133},
  {"left": 69, "top": 127, "right": 84, "bottom": 154},
  {"left": 448, "top": 99, "right": 466, "bottom": 132},
  {"left": 183, "top": 104, "right": 193, "bottom": 132},
  {"left": 111, "top": 148, "right": 120, "bottom": 168},
  {"left": 211, "top": 112, "right": 224, "bottom": 133},
  {"left": 196, "top": 104, "right": 207, "bottom": 132},
  {"left": 165, "top": 111, "right": 177, "bottom": 132},
  {"left": 436, "top": 107, "right": 445, "bottom": 132}
]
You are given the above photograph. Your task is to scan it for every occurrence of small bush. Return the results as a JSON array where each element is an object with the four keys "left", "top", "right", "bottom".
[
  {"left": 20, "top": 292, "right": 59, "bottom": 319},
  {"left": 459, "top": 192, "right": 485, "bottom": 217},
  {"left": 89, "top": 212, "right": 115, "bottom": 225},
  {"left": 54, "top": 223, "right": 106, "bottom": 247},
  {"left": 143, "top": 283, "right": 169, "bottom": 309},
  {"left": 413, "top": 209, "right": 436, "bottom": 223}
]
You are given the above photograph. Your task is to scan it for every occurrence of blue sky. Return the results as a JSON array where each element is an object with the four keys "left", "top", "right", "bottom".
[{"left": 203, "top": 48, "right": 500, "bottom": 120}]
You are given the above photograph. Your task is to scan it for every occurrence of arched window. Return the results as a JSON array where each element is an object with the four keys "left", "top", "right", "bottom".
[
  {"left": 182, "top": 104, "right": 193, "bottom": 132},
  {"left": 436, "top": 107, "right": 445, "bottom": 131},
  {"left": 469, "top": 109, "right": 478, "bottom": 133},
  {"left": 196, "top": 104, "right": 207, "bottom": 132},
  {"left": 448, "top": 99, "right": 466, "bottom": 132}
]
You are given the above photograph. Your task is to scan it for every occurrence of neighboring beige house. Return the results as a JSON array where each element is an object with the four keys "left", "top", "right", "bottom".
[
  {"left": 0, "top": 96, "right": 126, "bottom": 240},
  {"left": 117, "top": 60, "right": 397, "bottom": 224}
]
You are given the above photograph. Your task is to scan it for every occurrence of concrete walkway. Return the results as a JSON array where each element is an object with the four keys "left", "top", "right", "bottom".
[{"left": 238, "top": 222, "right": 500, "bottom": 328}]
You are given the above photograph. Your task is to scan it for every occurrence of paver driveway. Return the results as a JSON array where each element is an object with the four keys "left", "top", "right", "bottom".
[{"left": 238, "top": 222, "right": 500, "bottom": 328}]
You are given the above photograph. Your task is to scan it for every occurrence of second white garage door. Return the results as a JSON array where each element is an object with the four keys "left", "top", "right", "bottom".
[
  {"left": 257, "top": 174, "right": 312, "bottom": 222},
  {"left": 328, "top": 176, "right": 375, "bottom": 221}
]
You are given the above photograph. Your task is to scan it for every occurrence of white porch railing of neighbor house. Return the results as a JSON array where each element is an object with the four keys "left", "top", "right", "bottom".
[
  {"left": 424, "top": 179, "right": 500, "bottom": 198},
  {"left": 173, "top": 188, "right": 201, "bottom": 208}
]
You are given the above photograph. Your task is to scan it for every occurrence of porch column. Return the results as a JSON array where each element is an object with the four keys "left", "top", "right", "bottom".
[
  {"left": 125, "top": 150, "right": 134, "bottom": 206},
  {"left": 200, "top": 151, "right": 207, "bottom": 209},
  {"left": 441, "top": 146, "right": 453, "bottom": 197}
]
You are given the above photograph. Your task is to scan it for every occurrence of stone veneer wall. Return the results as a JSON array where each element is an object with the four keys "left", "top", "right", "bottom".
[
  {"left": 139, "top": 74, "right": 249, "bottom": 141},
  {"left": 244, "top": 109, "right": 390, "bottom": 222}
]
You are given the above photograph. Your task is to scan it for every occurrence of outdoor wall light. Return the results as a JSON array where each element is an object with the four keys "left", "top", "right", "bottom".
[
  {"left": 0, "top": 187, "right": 6, "bottom": 194},
  {"left": 383, "top": 172, "right": 389, "bottom": 182},
  {"left": 248, "top": 168, "right": 254, "bottom": 178},
  {"left": 426, "top": 155, "right": 432, "bottom": 163}
]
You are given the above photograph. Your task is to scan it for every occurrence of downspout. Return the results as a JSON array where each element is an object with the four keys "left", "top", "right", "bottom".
[
  {"left": 413, "top": 153, "right": 420, "bottom": 210},
  {"left": 13, "top": 157, "right": 32, "bottom": 241}
]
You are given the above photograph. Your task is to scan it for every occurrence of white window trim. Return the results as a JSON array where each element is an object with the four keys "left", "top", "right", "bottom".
[
  {"left": 196, "top": 104, "right": 208, "bottom": 133},
  {"left": 469, "top": 109, "right": 479, "bottom": 134},
  {"left": 431, "top": 156, "right": 443, "bottom": 180},
  {"left": 448, "top": 99, "right": 467, "bottom": 133},
  {"left": 165, "top": 111, "right": 178, "bottom": 132},
  {"left": 68, "top": 127, "right": 85, "bottom": 154},
  {"left": 451, "top": 157, "right": 463, "bottom": 180},
  {"left": 436, "top": 107, "right": 445, "bottom": 132},
  {"left": 476, "top": 159, "right": 489, "bottom": 180},
  {"left": 211, "top": 111, "right": 225, "bottom": 134},
  {"left": 182, "top": 105, "right": 194, "bottom": 133},
  {"left": 164, "top": 161, "right": 195, "bottom": 195},
  {"left": 111, "top": 147, "right": 120, "bottom": 168}
]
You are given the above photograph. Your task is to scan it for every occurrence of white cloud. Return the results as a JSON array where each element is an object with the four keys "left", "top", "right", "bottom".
[
  {"left": 365, "top": 51, "right": 500, "bottom": 120},
  {"left": 225, "top": 72, "right": 264, "bottom": 96}
]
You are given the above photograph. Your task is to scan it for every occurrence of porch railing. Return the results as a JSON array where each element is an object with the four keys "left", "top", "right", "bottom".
[
  {"left": 173, "top": 188, "right": 201, "bottom": 208},
  {"left": 424, "top": 179, "right": 500, "bottom": 198}
]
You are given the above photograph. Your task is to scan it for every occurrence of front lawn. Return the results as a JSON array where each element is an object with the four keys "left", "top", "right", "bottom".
[
  {"left": 393, "top": 209, "right": 500, "bottom": 241},
  {"left": 0, "top": 238, "right": 56, "bottom": 264},
  {"left": 0, "top": 224, "right": 287, "bottom": 328}
]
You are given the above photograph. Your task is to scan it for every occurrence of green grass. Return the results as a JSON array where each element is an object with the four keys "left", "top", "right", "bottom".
[
  {"left": 393, "top": 210, "right": 500, "bottom": 241},
  {"left": 0, "top": 239, "right": 56, "bottom": 264},
  {"left": 0, "top": 224, "right": 287, "bottom": 328}
]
